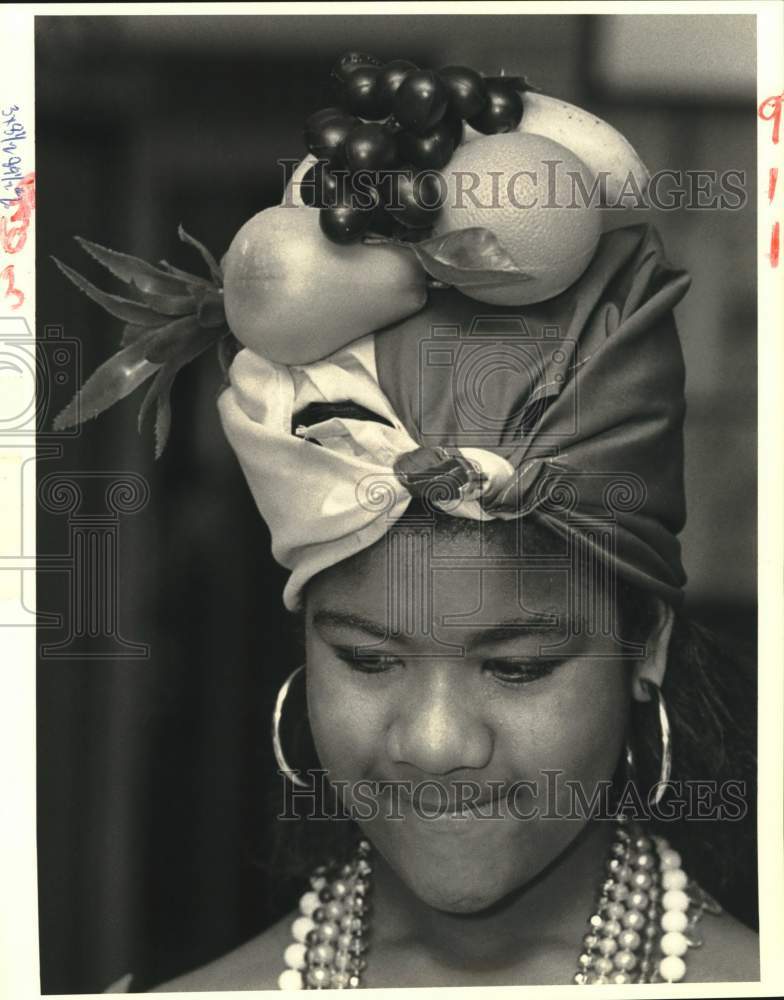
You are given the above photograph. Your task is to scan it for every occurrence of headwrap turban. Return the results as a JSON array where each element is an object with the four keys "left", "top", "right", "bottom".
[{"left": 217, "top": 224, "right": 690, "bottom": 611}]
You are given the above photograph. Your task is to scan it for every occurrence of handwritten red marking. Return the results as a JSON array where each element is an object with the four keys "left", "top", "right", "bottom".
[
  {"left": 1, "top": 172, "right": 35, "bottom": 304},
  {"left": 17, "top": 171, "right": 35, "bottom": 208},
  {"left": 0, "top": 264, "right": 24, "bottom": 308},
  {"left": 770, "top": 221, "right": 780, "bottom": 268},
  {"left": 1, "top": 219, "right": 27, "bottom": 253},
  {"left": 1, "top": 171, "right": 35, "bottom": 254},
  {"left": 769, "top": 167, "right": 779, "bottom": 203},
  {"left": 759, "top": 92, "right": 783, "bottom": 144}
]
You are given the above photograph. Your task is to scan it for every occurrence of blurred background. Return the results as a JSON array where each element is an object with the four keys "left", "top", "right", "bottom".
[{"left": 35, "top": 13, "right": 757, "bottom": 993}]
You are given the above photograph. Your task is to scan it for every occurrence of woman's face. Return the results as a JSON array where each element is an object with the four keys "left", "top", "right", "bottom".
[{"left": 305, "top": 521, "right": 632, "bottom": 914}]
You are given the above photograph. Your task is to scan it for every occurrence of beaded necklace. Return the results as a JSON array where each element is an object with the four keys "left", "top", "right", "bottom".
[{"left": 278, "top": 818, "right": 719, "bottom": 990}]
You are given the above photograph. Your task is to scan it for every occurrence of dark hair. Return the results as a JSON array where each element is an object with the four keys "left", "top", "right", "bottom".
[
  {"left": 262, "top": 509, "right": 757, "bottom": 928},
  {"left": 630, "top": 606, "right": 757, "bottom": 927}
]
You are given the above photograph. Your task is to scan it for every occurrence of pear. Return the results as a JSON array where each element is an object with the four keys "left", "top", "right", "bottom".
[{"left": 222, "top": 205, "right": 427, "bottom": 365}]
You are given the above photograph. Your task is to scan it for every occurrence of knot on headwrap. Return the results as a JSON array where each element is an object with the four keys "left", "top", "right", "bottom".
[{"left": 217, "top": 224, "right": 690, "bottom": 610}]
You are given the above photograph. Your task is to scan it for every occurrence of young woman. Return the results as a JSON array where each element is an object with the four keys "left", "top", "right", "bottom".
[
  {"left": 145, "top": 223, "right": 757, "bottom": 989},
  {"left": 145, "top": 511, "right": 757, "bottom": 990},
  {"left": 58, "top": 61, "right": 756, "bottom": 988}
]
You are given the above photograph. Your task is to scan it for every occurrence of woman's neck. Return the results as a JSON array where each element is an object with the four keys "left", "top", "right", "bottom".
[{"left": 369, "top": 820, "right": 614, "bottom": 969}]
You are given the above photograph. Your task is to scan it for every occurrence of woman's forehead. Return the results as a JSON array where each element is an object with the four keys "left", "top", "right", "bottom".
[{"left": 307, "top": 522, "right": 617, "bottom": 642}]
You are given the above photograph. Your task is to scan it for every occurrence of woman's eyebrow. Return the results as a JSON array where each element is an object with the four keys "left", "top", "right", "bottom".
[
  {"left": 312, "top": 609, "right": 563, "bottom": 645},
  {"left": 312, "top": 608, "right": 391, "bottom": 639},
  {"left": 460, "top": 615, "right": 562, "bottom": 646}
]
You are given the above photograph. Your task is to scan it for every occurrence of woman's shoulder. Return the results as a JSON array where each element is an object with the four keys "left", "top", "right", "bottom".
[
  {"left": 150, "top": 909, "right": 297, "bottom": 993},
  {"left": 686, "top": 908, "right": 759, "bottom": 983}
]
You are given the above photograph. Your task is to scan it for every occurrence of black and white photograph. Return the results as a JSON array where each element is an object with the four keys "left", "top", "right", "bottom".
[{"left": 1, "top": 3, "right": 782, "bottom": 997}]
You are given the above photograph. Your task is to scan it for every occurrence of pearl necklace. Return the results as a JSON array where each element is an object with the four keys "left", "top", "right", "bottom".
[{"left": 278, "top": 819, "right": 719, "bottom": 990}]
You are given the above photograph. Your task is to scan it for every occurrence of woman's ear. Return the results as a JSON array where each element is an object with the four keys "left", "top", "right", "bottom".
[{"left": 631, "top": 599, "right": 676, "bottom": 702}]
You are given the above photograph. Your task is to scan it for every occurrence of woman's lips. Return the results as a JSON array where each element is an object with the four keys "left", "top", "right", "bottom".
[
  {"left": 398, "top": 783, "right": 506, "bottom": 817},
  {"left": 354, "top": 775, "right": 524, "bottom": 825}
]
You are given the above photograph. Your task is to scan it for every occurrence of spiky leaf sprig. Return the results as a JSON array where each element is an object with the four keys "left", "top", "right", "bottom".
[{"left": 52, "top": 226, "right": 234, "bottom": 458}]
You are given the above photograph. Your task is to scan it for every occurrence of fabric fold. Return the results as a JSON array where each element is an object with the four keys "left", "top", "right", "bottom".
[{"left": 218, "top": 224, "right": 690, "bottom": 610}]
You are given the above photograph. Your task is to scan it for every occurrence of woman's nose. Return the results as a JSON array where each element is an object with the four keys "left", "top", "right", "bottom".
[{"left": 386, "top": 665, "right": 493, "bottom": 775}]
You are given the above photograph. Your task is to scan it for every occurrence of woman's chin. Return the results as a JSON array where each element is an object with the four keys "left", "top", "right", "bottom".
[
  {"left": 398, "top": 853, "right": 535, "bottom": 914},
  {"left": 367, "top": 828, "right": 533, "bottom": 914},
  {"left": 411, "top": 882, "right": 506, "bottom": 915}
]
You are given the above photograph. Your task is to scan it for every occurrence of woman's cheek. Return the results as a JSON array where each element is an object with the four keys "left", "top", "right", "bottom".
[
  {"left": 500, "top": 661, "right": 630, "bottom": 792},
  {"left": 305, "top": 661, "right": 387, "bottom": 783}
]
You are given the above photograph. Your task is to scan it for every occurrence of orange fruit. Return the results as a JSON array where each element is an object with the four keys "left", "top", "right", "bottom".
[{"left": 434, "top": 132, "right": 602, "bottom": 305}]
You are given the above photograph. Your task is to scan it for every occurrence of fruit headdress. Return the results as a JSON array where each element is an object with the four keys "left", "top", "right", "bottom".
[{"left": 54, "top": 52, "right": 690, "bottom": 609}]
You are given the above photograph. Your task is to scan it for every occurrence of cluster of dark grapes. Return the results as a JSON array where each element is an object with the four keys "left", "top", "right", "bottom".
[{"left": 300, "top": 52, "right": 526, "bottom": 245}]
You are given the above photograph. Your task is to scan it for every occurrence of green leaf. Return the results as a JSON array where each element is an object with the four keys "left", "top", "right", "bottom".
[
  {"left": 178, "top": 224, "right": 223, "bottom": 287},
  {"left": 142, "top": 315, "right": 203, "bottom": 366},
  {"left": 137, "top": 289, "right": 196, "bottom": 316},
  {"left": 154, "top": 390, "right": 174, "bottom": 460},
  {"left": 74, "top": 236, "right": 196, "bottom": 296},
  {"left": 121, "top": 323, "right": 151, "bottom": 346},
  {"left": 404, "top": 228, "right": 534, "bottom": 289},
  {"left": 52, "top": 257, "right": 167, "bottom": 326},
  {"left": 137, "top": 365, "right": 177, "bottom": 458},
  {"left": 192, "top": 287, "right": 226, "bottom": 328},
  {"left": 138, "top": 324, "right": 225, "bottom": 457},
  {"left": 143, "top": 315, "right": 229, "bottom": 369},
  {"left": 54, "top": 226, "right": 229, "bottom": 455},
  {"left": 52, "top": 332, "right": 161, "bottom": 431},
  {"left": 158, "top": 259, "right": 212, "bottom": 287}
]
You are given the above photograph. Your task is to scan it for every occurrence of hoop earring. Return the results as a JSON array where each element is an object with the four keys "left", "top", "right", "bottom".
[
  {"left": 639, "top": 678, "right": 672, "bottom": 805},
  {"left": 624, "top": 740, "right": 637, "bottom": 782},
  {"left": 272, "top": 664, "right": 308, "bottom": 788}
]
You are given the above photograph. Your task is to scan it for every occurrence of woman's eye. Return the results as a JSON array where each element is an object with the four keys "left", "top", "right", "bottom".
[
  {"left": 484, "top": 659, "right": 557, "bottom": 686},
  {"left": 334, "top": 649, "right": 401, "bottom": 675}
]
